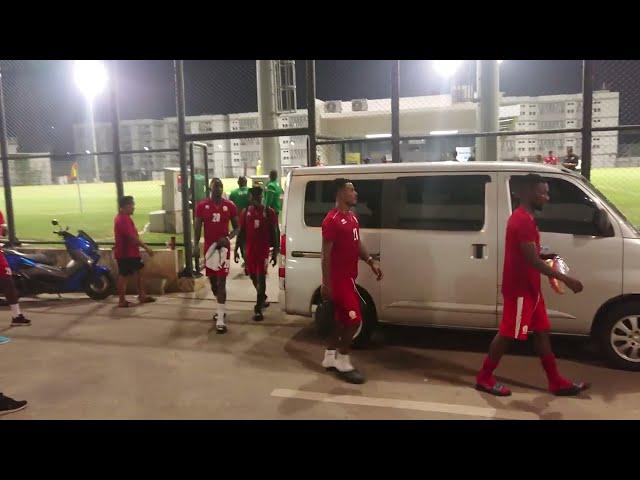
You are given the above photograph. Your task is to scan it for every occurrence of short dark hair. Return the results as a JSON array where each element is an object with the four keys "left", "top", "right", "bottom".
[
  {"left": 516, "top": 173, "right": 546, "bottom": 192},
  {"left": 269, "top": 170, "right": 278, "bottom": 181},
  {"left": 333, "top": 178, "right": 351, "bottom": 197},
  {"left": 238, "top": 176, "right": 247, "bottom": 186},
  {"left": 119, "top": 195, "right": 134, "bottom": 208},
  {"left": 249, "top": 186, "right": 263, "bottom": 196}
]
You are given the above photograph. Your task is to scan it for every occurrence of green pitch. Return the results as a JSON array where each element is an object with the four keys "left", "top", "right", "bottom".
[
  {"left": 0, "top": 169, "right": 637, "bottom": 245},
  {"left": 0, "top": 178, "right": 243, "bottom": 245},
  {"left": 590, "top": 167, "right": 640, "bottom": 227}
]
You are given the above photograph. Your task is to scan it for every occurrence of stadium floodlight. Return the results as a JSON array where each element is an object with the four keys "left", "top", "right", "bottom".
[
  {"left": 74, "top": 60, "right": 108, "bottom": 183},
  {"left": 432, "top": 60, "right": 463, "bottom": 78},
  {"left": 74, "top": 60, "right": 108, "bottom": 101}
]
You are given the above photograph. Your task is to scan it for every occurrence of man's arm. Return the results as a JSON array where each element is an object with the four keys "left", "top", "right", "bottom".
[
  {"left": 124, "top": 230, "right": 153, "bottom": 256},
  {"left": 321, "top": 238, "right": 333, "bottom": 300},
  {"left": 358, "top": 240, "right": 383, "bottom": 281},
  {"left": 194, "top": 217, "right": 203, "bottom": 259},
  {"left": 234, "top": 213, "right": 244, "bottom": 263},
  {"left": 228, "top": 215, "right": 240, "bottom": 241},
  {"left": 270, "top": 210, "right": 280, "bottom": 266},
  {"left": 520, "top": 242, "right": 582, "bottom": 293}
]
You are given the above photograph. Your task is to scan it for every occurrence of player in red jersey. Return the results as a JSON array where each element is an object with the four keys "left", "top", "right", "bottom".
[
  {"left": 475, "top": 174, "right": 589, "bottom": 397},
  {"left": 0, "top": 211, "right": 30, "bottom": 327},
  {"left": 195, "top": 178, "right": 239, "bottom": 334},
  {"left": 320, "top": 179, "right": 383, "bottom": 384},
  {"left": 235, "top": 186, "right": 278, "bottom": 322}
]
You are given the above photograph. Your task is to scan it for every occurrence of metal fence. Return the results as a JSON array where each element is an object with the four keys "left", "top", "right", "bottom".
[{"left": 1, "top": 60, "right": 639, "bottom": 276}]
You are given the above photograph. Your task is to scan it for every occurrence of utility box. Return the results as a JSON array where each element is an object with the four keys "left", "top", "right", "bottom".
[{"left": 149, "top": 167, "right": 184, "bottom": 234}]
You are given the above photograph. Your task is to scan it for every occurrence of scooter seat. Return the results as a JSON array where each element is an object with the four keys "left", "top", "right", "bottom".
[{"left": 3, "top": 249, "right": 57, "bottom": 266}]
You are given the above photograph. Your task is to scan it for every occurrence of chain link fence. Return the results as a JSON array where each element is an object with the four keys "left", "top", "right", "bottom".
[
  {"left": 1, "top": 59, "right": 639, "bottom": 249},
  {"left": 590, "top": 60, "right": 640, "bottom": 226}
]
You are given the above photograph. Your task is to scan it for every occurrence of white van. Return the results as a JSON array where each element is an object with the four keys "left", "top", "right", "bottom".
[{"left": 278, "top": 162, "right": 640, "bottom": 371}]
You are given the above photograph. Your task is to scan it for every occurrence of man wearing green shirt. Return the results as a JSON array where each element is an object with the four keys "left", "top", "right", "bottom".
[
  {"left": 229, "top": 176, "right": 250, "bottom": 213},
  {"left": 264, "top": 170, "right": 284, "bottom": 217},
  {"left": 229, "top": 176, "right": 250, "bottom": 273}
]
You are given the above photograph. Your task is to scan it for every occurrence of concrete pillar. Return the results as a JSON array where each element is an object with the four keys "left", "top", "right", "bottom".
[
  {"left": 256, "top": 60, "right": 280, "bottom": 174},
  {"left": 476, "top": 60, "right": 500, "bottom": 161}
]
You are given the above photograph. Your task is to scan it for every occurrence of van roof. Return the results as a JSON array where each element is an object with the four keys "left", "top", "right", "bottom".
[{"left": 291, "top": 161, "right": 579, "bottom": 177}]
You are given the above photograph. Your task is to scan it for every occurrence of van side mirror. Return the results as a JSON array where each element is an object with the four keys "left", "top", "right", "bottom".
[{"left": 594, "top": 208, "right": 614, "bottom": 237}]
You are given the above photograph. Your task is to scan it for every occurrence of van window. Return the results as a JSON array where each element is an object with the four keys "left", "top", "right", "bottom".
[
  {"left": 509, "top": 177, "right": 601, "bottom": 236},
  {"left": 304, "top": 179, "right": 385, "bottom": 228},
  {"left": 393, "top": 175, "right": 490, "bottom": 231}
]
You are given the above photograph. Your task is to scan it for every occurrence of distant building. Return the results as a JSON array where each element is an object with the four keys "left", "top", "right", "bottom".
[{"left": 73, "top": 89, "right": 620, "bottom": 177}]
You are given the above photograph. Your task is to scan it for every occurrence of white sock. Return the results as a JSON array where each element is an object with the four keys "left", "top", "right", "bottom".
[
  {"left": 335, "top": 352, "right": 355, "bottom": 373},
  {"left": 324, "top": 349, "right": 336, "bottom": 360},
  {"left": 10, "top": 304, "right": 21, "bottom": 318},
  {"left": 217, "top": 304, "right": 226, "bottom": 326},
  {"left": 322, "top": 349, "right": 337, "bottom": 367}
]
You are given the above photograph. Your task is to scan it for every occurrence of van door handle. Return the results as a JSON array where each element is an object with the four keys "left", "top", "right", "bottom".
[{"left": 472, "top": 244, "right": 486, "bottom": 259}]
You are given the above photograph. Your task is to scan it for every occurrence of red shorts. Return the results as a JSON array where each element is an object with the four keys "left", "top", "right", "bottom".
[
  {"left": 499, "top": 293, "right": 550, "bottom": 340},
  {"left": 246, "top": 253, "right": 269, "bottom": 276},
  {"left": 331, "top": 277, "right": 362, "bottom": 327},
  {"left": 0, "top": 252, "right": 11, "bottom": 278}
]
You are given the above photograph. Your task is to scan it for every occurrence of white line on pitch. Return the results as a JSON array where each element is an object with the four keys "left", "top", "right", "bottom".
[{"left": 271, "top": 388, "right": 539, "bottom": 420}]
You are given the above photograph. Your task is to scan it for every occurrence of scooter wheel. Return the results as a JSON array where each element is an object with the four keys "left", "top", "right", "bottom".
[{"left": 85, "top": 271, "right": 114, "bottom": 300}]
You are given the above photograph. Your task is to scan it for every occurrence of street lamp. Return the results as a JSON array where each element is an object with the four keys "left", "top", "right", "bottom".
[
  {"left": 432, "top": 60, "right": 463, "bottom": 79},
  {"left": 74, "top": 60, "right": 108, "bottom": 182}
]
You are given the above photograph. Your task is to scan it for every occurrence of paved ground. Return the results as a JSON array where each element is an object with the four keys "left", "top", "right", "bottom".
[{"left": 2, "top": 262, "right": 640, "bottom": 420}]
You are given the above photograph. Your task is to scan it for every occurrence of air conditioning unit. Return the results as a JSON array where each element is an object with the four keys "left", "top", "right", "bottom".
[
  {"left": 352, "top": 99, "right": 368, "bottom": 112},
  {"left": 324, "top": 101, "right": 342, "bottom": 113}
]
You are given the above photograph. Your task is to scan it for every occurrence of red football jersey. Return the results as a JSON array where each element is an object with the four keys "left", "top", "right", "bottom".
[
  {"left": 502, "top": 206, "right": 541, "bottom": 297},
  {"left": 240, "top": 204, "right": 277, "bottom": 260},
  {"left": 322, "top": 208, "right": 360, "bottom": 284},
  {"left": 114, "top": 213, "right": 140, "bottom": 260},
  {"left": 195, "top": 198, "right": 238, "bottom": 249}
]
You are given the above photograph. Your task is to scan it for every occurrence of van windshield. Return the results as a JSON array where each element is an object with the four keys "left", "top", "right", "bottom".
[{"left": 580, "top": 176, "right": 640, "bottom": 235}]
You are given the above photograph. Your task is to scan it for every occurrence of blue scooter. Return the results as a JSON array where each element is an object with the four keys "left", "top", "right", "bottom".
[{"left": 3, "top": 219, "right": 114, "bottom": 300}]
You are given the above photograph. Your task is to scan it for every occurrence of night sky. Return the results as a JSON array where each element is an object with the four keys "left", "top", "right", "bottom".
[{"left": 0, "top": 60, "right": 637, "bottom": 155}]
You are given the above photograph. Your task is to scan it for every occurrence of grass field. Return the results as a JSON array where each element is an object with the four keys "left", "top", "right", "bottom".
[
  {"left": 591, "top": 167, "right": 640, "bottom": 227},
  {"left": 0, "top": 178, "right": 243, "bottom": 245},
  {"left": 0, "top": 168, "right": 637, "bottom": 245}
]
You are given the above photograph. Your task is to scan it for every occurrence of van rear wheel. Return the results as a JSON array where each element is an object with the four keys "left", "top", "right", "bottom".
[{"left": 598, "top": 300, "right": 640, "bottom": 371}]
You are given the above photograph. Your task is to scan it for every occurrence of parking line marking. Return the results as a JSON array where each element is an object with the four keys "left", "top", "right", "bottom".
[{"left": 271, "top": 388, "right": 539, "bottom": 420}]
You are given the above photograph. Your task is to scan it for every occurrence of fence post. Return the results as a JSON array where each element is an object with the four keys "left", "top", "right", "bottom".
[
  {"left": 306, "top": 60, "right": 317, "bottom": 167},
  {"left": 391, "top": 60, "right": 400, "bottom": 163},
  {"left": 174, "top": 60, "right": 194, "bottom": 276},
  {"left": 0, "top": 65, "right": 18, "bottom": 245},
  {"left": 581, "top": 60, "right": 594, "bottom": 180},
  {"left": 109, "top": 60, "right": 124, "bottom": 204}
]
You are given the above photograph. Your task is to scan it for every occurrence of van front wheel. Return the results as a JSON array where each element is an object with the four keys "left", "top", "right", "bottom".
[{"left": 598, "top": 301, "right": 640, "bottom": 371}]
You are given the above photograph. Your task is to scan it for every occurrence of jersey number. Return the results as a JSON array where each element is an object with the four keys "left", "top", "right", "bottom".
[
  {"left": 212, "top": 213, "right": 221, "bottom": 223},
  {"left": 353, "top": 228, "right": 359, "bottom": 241}
]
